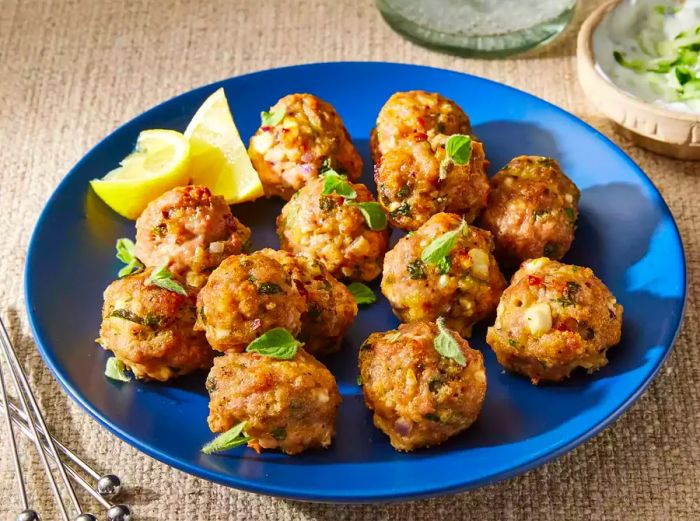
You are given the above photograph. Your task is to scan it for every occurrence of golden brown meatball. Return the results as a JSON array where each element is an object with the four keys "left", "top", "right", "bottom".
[
  {"left": 359, "top": 321, "right": 486, "bottom": 451},
  {"left": 97, "top": 269, "right": 213, "bottom": 381},
  {"left": 258, "top": 249, "right": 357, "bottom": 355},
  {"left": 371, "top": 90, "right": 472, "bottom": 161},
  {"left": 479, "top": 156, "right": 580, "bottom": 265},
  {"left": 206, "top": 349, "right": 341, "bottom": 455},
  {"left": 135, "top": 185, "right": 251, "bottom": 289},
  {"left": 486, "top": 257, "right": 623, "bottom": 384},
  {"left": 194, "top": 252, "right": 307, "bottom": 352},
  {"left": 248, "top": 93, "right": 363, "bottom": 200},
  {"left": 381, "top": 213, "right": 505, "bottom": 338},
  {"left": 375, "top": 135, "right": 489, "bottom": 230},
  {"left": 277, "top": 176, "right": 390, "bottom": 282}
]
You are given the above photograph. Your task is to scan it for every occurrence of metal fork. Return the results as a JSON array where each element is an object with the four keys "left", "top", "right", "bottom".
[{"left": 0, "top": 316, "right": 132, "bottom": 521}]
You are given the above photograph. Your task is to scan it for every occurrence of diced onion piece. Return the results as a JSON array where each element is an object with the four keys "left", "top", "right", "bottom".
[
  {"left": 209, "top": 241, "right": 225, "bottom": 254},
  {"left": 251, "top": 132, "right": 274, "bottom": 153},
  {"left": 468, "top": 248, "right": 490, "bottom": 279},
  {"left": 524, "top": 302, "right": 552, "bottom": 336}
]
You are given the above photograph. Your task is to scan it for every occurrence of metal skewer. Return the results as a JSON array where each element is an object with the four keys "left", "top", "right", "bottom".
[
  {"left": 7, "top": 409, "right": 134, "bottom": 521},
  {"left": 0, "top": 319, "right": 73, "bottom": 519},
  {"left": 0, "top": 349, "right": 35, "bottom": 519},
  {"left": 0, "top": 395, "right": 122, "bottom": 497}
]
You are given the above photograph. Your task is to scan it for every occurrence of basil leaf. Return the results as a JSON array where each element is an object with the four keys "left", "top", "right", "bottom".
[
  {"left": 563, "top": 207, "right": 576, "bottom": 223},
  {"left": 246, "top": 328, "right": 302, "bottom": 359},
  {"left": 260, "top": 108, "right": 285, "bottom": 126},
  {"left": 347, "top": 282, "right": 376, "bottom": 305},
  {"left": 322, "top": 171, "right": 357, "bottom": 199},
  {"left": 445, "top": 134, "right": 472, "bottom": 165},
  {"left": 201, "top": 421, "right": 251, "bottom": 454},
  {"left": 346, "top": 201, "right": 387, "bottom": 231},
  {"left": 146, "top": 265, "right": 188, "bottom": 296},
  {"left": 105, "top": 357, "right": 131, "bottom": 382},
  {"left": 421, "top": 221, "right": 467, "bottom": 266},
  {"left": 433, "top": 317, "right": 466, "bottom": 366},
  {"left": 115, "top": 238, "right": 144, "bottom": 278}
]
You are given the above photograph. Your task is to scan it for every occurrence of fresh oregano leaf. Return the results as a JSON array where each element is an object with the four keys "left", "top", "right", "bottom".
[
  {"left": 433, "top": 317, "right": 466, "bottom": 366},
  {"left": 201, "top": 421, "right": 251, "bottom": 454},
  {"left": 246, "top": 328, "right": 303, "bottom": 359}
]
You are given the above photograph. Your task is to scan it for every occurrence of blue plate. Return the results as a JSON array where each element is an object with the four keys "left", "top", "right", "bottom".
[{"left": 25, "top": 62, "right": 686, "bottom": 503}]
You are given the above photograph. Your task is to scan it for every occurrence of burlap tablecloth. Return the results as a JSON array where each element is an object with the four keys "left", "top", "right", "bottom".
[{"left": 1, "top": 0, "right": 698, "bottom": 518}]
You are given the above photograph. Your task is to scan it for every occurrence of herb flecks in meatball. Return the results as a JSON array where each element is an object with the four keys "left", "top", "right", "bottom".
[
  {"left": 248, "top": 93, "right": 362, "bottom": 200},
  {"left": 375, "top": 135, "right": 488, "bottom": 231},
  {"left": 371, "top": 90, "right": 472, "bottom": 161},
  {"left": 359, "top": 321, "right": 486, "bottom": 451},
  {"left": 98, "top": 268, "right": 213, "bottom": 381},
  {"left": 207, "top": 349, "right": 341, "bottom": 455},
  {"left": 486, "top": 257, "right": 623, "bottom": 384},
  {"left": 135, "top": 185, "right": 251, "bottom": 289},
  {"left": 479, "top": 156, "right": 580, "bottom": 265},
  {"left": 277, "top": 176, "right": 390, "bottom": 282},
  {"left": 258, "top": 249, "right": 357, "bottom": 355},
  {"left": 195, "top": 252, "right": 307, "bottom": 352},
  {"left": 382, "top": 213, "right": 505, "bottom": 337}
]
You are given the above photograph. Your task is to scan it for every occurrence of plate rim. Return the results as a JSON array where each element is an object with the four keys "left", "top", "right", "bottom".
[{"left": 23, "top": 61, "right": 688, "bottom": 503}]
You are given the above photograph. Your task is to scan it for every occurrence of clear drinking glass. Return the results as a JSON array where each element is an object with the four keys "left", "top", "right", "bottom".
[{"left": 376, "top": 0, "right": 577, "bottom": 57}]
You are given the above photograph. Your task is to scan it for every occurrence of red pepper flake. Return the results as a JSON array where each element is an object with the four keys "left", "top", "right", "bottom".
[
  {"left": 261, "top": 126, "right": 271, "bottom": 132},
  {"left": 414, "top": 132, "right": 428, "bottom": 142},
  {"left": 281, "top": 127, "right": 289, "bottom": 134},
  {"left": 417, "top": 116, "right": 426, "bottom": 128},
  {"left": 528, "top": 275, "right": 543, "bottom": 286},
  {"left": 556, "top": 317, "right": 579, "bottom": 332}
]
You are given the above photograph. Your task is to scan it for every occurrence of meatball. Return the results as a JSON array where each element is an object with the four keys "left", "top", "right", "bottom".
[
  {"left": 258, "top": 249, "right": 357, "bottom": 355},
  {"left": 359, "top": 321, "right": 486, "bottom": 451},
  {"left": 277, "top": 176, "right": 390, "bottom": 281},
  {"left": 375, "top": 135, "right": 489, "bottom": 230},
  {"left": 97, "top": 269, "right": 213, "bottom": 381},
  {"left": 371, "top": 90, "right": 472, "bottom": 161},
  {"left": 206, "top": 349, "right": 341, "bottom": 455},
  {"left": 486, "top": 257, "right": 623, "bottom": 384},
  {"left": 479, "top": 156, "right": 580, "bottom": 265},
  {"left": 135, "top": 185, "right": 251, "bottom": 289},
  {"left": 382, "top": 212, "right": 505, "bottom": 337},
  {"left": 194, "top": 252, "right": 307, "bottom": 352},
  {"left": 248, "top": 93, "right": 363, "bottom": 200}
]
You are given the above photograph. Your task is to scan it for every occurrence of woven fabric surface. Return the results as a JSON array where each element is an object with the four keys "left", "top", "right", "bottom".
[{"left": 1, "top": 0, "right": 698, "bottom": 519}]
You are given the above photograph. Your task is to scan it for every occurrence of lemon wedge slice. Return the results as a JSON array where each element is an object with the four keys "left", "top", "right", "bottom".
[
  {"left": 90, "top": 129, "right": 191, "bottom": 220},
  {"left": 184, "top": 88, "right": 264, "bottom": 204}
]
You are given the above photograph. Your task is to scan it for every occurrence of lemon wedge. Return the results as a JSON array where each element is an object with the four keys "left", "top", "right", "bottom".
[
  {"left": 90, "top": 129, "right": 191, "bottom": 220},
  {"left": 184, "top": 88, "right": 264, "bottom": 204}
]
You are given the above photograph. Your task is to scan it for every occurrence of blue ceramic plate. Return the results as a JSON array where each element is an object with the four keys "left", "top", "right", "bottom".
[{"left": 25, "top": 62, "right": 686, "bottom": 503}]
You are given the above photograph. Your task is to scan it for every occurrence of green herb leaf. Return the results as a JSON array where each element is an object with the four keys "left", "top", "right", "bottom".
[
  {"left": 406, "top": 259, "right": 427, "bottom": 280},
  {"left": 201, "top": 421, "right": 251, "bottom": 454},
  {"left": 433, "top": 317, "right": 466, "bottom": 366},
  {"left": 389, "top": 201, "right": 411, "bottom": 218},
  {"left": 322, "top": 171, "right": 357, "bottom": 199},
  {"left": 257, "top": 282, "right": 282, "bottom": 295},
  {"left": 271, "top": 427, "right": 287, "bottom": 441},
  {"left": 146, "top": 265, "right": 188, "bottom": 296},
  {"left": 246, "top": 328, "right": 302, "bottom": 359},
  {"left": 346, "top": 202, "right": 387, "bottom": 231},
  {"left": 445, "top": 134, "right": 473, "bottom": 165},
  {"left": 105, "top": 357, "right": 131, "bottom": 382},
  {"left": 421, "top": 220, "right": 467, "bottom": 266},
  {"left": 347, "top": 282, "right": 376, "bottom": 305},
  {"left": 115, "top": 238, "right": 144, "bottom": 278},
  {"left": 563, "top": 207, "right": 576, "bottom": 223},
  {"left": 436, "top": 256, "right": 452, "bottom": 275},
  {"left": 260, "top": 108, "right": 285, "bottom": 126}
]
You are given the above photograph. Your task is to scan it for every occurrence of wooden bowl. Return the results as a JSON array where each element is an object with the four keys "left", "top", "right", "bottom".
[{"left": 577, "top": 0, "right": 700, "bottom": 160}]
